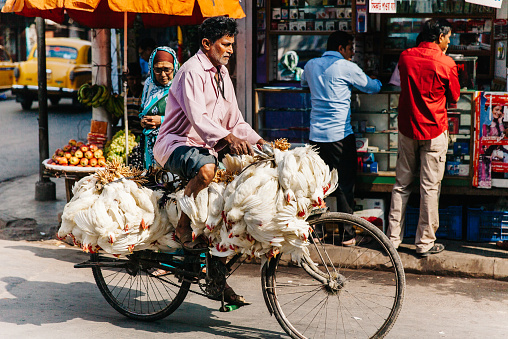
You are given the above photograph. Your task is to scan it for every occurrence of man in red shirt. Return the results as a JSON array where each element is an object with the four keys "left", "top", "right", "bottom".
[{"left": 387, "top": 18, "right": 460, "bottom": 257}]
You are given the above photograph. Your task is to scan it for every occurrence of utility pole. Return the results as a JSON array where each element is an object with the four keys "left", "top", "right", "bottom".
[{"left": 35, "top": 17, "right": 56, "bottom": 201}]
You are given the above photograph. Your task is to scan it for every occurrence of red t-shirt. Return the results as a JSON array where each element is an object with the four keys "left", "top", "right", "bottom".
[{"left": 398, "top": 42, "right": 461, "bottom": 140}]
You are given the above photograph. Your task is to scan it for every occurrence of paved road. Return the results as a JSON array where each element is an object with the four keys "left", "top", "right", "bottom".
[
  {"left": 0, "top": 97, "right": 92, "bottom": 182},
  {"left": 0, "top": 239, "right": 507, "bottom": 339}
]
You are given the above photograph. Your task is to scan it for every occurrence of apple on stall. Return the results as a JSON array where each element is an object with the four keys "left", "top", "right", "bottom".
[
  {"left": 64, "top": 152, "right": 72, "bottom": 159},
  {"left": 55, "top": 148, "right": 64, "bottom": 157},
  {"left": 89, "top": 158, "right": 98, "bottom": 167},
  {"left": 63, "top": 144, "right": 71, "bottom": 152},
  {"left": 80, "top": 158, "right": 89, "bottom": 166},
  {"left": 58, "top": 157, "right": 68, "bottom": 165},
  {"left": 89, "top": 144, "right": 98, "bottom": 152},
  {"left": 74, "top": 150, "right": 83, "bottom": 158},
  {"left": 76, "top": 141, "right": 84, "bottom": 147},
  {"left": 69, "top": 156, "right": 80, "bottom": 165},
  {"left": 93, "top": 149, "right": 103, "bottom": 158},
  {"left": 97, "top": 157, "right": 107, "bottom": 167},
  {"left": 84, "top": 151, "right": 94, "bottom": 159},
  {"left": 68, "top": 139, "right": 77, "bottom": 147},
  {"left": 80, "top": 145, "right": 89, "bottom": 152}
]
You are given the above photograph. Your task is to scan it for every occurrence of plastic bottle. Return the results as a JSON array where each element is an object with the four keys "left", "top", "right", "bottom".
[{"left": 220, "top": 304, "right": 240, "bottom": 312}]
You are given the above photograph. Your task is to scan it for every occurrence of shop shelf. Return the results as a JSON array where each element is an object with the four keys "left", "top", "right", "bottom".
[
  {"left": 404, "top": 206, "right": 462, "bottom": 240},
  {"left": 466, "top": 208, "right": 508, "bottom": 242}
]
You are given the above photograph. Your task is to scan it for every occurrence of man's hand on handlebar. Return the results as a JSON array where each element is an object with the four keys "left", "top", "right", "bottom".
[{"left": 223, "top": 134, "right": 267, "bottom": 156}]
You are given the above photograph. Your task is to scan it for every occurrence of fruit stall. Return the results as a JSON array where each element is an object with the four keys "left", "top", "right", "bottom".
[{"left": 43, "top": 119, "right": 138, "bottom": 202}]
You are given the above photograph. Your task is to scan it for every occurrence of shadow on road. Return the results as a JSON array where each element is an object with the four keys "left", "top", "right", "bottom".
[
  {"left": 0, "top": 275, "right": 285, "bottom": 338},
  {"left": 6, "top": 244, "right": 89, "bottom": 265}
]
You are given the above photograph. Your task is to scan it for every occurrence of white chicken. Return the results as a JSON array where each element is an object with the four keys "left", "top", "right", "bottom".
[{"left": 59, "top": 144, "right": 339, "bottom": 262}]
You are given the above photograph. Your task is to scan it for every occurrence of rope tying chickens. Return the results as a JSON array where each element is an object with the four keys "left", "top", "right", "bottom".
[{"left": 58, "top": 140, "right": 338, "bottom": 262}]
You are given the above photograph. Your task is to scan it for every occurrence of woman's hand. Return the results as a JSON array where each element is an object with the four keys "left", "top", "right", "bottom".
[{"left": 140, "top": 115, "right": 162, "bottom": 129}]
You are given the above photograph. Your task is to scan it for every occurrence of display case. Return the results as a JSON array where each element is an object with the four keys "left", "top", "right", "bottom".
[
  {"left": 256, "top": 0, "right": 355, "bottom": 83},
  {"left": 253, "top": 87, "right": 507, "bottom": 196},
  {"left": 379, "top": 1, "right": 496, "bottom": 88}
]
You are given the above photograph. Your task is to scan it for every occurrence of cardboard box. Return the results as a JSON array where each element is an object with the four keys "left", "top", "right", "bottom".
[
  {"left": 356, "top": 137, "right": 368, "bottom": 152},
  {"left": 281, "top": 9, "right": 289, "bottom": 19},
  {"left": 90, "top": 120, "right": 108, "bottom": 134},
  {"left": 272, "top": 8, "right": 281, "bottom": 20},
  {"left": 354, "top": 198, "right": 385, "bottom": 232},
  {"left": 338, "top": 21, "right": 348, "bottom": 31}
]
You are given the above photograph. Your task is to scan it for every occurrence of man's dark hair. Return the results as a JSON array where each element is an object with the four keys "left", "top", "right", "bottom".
[
  {"left": 127, "top": 62, "right": 142, "bottom": 77},
  {"left": 138, "top": 37, "right": 157, "bottom": 51},
  {"left": 198, "top": 16, "right": 238, "bottom": 45},
  {"left": 422, "top": 19, "right": 452, "bottom": 43},
  {"left": 326, "top": 31, "right": 354, "bottom": 52},
  {"left": 415, "top": 32, "right": 425, "bottom": 46}
]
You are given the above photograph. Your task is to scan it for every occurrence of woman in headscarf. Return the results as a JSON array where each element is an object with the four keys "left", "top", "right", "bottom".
[{"left": 139, "top": 46, "right": 179, "bottom": 169}]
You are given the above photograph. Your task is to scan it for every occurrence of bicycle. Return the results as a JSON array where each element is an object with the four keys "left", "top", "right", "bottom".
[{"left": 75, "top": 208, "right": 405, "bottom": 339}]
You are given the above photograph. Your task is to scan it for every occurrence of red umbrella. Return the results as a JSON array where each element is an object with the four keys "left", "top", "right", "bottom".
[{"left": 2, "top": 0, "right": 245, "bottom": 28}]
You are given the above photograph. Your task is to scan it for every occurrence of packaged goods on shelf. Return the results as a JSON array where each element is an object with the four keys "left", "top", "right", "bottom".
[{"left": 354, "top": 198, "right": 385, "bottom": 233}]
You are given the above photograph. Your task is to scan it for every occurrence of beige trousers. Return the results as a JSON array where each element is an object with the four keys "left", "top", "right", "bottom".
[{"left": 388, "top": 131, "right": 448, "bottom": 253}]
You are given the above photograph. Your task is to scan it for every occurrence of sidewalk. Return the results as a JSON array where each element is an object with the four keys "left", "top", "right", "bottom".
[{"left": 1, "top": 174, "right": 507, "bottom": 281}]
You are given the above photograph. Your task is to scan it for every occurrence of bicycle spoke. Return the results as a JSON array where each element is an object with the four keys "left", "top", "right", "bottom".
[
  {"left": 266, "top": 212, "right": 405, "bottom": 339},
  {"left": 92, "top": 252, "right": 190, "bottom": 320}
]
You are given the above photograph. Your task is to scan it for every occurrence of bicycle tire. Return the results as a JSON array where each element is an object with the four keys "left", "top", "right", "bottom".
[
  {"left": 91, "top": 252, "right": 191, "bottom": 321},
  {"left": 264, "top": 212, "right": 405, "bottom": 339}
]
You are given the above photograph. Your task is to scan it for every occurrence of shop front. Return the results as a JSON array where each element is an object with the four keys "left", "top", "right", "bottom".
[{"left": 251, "top": 0, "right": 508, "bottom": 244}]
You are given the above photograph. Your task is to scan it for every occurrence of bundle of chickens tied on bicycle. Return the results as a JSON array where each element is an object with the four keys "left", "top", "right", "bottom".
[{"left": 57, "top": 140, "right": 338, "bottom": 263}]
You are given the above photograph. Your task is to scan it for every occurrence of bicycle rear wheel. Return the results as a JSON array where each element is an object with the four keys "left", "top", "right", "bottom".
[
  {"left": 264, "top": 212, "right": 405, "bottom": 339},
  {"left": 91, "top": 251, "right": 191, "bottom": 321}
]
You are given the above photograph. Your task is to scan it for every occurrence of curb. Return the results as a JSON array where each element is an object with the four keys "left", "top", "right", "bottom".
[{"left": 396, "top": 242, "right": 508, "bottom": 281}]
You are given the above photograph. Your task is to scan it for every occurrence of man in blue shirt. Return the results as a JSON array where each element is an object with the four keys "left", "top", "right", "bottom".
[
  {"left": 138, "top": 38, "right": 157, "bottom": 81},
  {"left": 302, "top": 31, "right": 381, "bottom": 242}
]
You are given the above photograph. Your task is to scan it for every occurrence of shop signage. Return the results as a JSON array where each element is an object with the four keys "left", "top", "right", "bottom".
[
  {"left": 369, "top": 0, "right": 396, "bottom": 13},
  {"left": 466, "top": 0, "right": 503, "bottom": 9},
  {"left": 473, "top": 91, "right": 508, "bottom": 188}
]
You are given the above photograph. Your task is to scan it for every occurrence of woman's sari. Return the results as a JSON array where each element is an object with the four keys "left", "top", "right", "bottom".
[{"left": 139, "top": 46, "right": 179, "bottom": 169}]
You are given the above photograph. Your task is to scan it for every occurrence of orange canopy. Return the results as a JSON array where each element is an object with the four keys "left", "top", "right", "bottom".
[{"left": 1, "top": 0, "right": 245, "bottom": 28}]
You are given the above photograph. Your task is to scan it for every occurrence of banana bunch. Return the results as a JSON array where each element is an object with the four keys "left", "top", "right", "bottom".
[
  {"left": 77, "top": 84, "right": 111, "bottom": 108},
  {"left": 104, "top": 93, "right": 125, "bottom": 118}
]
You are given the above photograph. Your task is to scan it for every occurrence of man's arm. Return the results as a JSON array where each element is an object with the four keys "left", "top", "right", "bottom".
[
  {"left": 301, "top": 68, "right": 308, "bottom": 88},
  {"left": 218, "top": 73, "right": 264, "bottom": 155},
  {"left": 349, "top": 63, "right": 382, "bottom": 94},
  {"left": 446, "top": 64, "right": 461, "bottom": 104}
]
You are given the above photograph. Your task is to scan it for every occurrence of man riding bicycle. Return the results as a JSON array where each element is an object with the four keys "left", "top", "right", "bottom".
[{"left": 154, "top": 16, "right": 266, "bottom": 304}]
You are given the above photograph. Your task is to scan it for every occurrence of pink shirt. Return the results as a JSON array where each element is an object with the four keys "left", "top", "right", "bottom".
[{"left": 154, "top": 50, "right": 261, "bottom": 166}]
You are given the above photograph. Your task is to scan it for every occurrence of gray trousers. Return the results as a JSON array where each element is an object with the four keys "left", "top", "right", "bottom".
[{"left": 387, "top": 131, "right": 448, "bottom": 253}]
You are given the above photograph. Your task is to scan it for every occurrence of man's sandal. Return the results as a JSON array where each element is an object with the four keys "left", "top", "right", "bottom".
[{"left": 175, "top": 232, "right": 209, "bottom": 253}]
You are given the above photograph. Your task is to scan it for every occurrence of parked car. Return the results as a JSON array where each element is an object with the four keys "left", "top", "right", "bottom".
[
  {"left": 12, "top": 38, "right": 91, "bottom": 109},
  {"left": 0, "top": 45, "right": 15, "bottom": 91}
]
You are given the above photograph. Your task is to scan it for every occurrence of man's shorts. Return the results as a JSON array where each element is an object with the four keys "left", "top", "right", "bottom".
[{"left": 164, "top": 146, "right": 218, "bottom": 181}]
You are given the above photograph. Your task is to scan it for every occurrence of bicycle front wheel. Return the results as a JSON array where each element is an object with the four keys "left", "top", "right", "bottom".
[
  {"left": 264, "top": 212, "right": 405, "bottom": 339},
  {"left": 91, "top": 251, "right": 190, "bottom": 321}
]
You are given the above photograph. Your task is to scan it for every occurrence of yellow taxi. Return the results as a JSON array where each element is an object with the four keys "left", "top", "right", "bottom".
[
  {"left": 0, "top": 46, "right": 15, "bottom": 91},
  {"left": 12, "top": 38, "right": 91, "bottom": 109}
]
